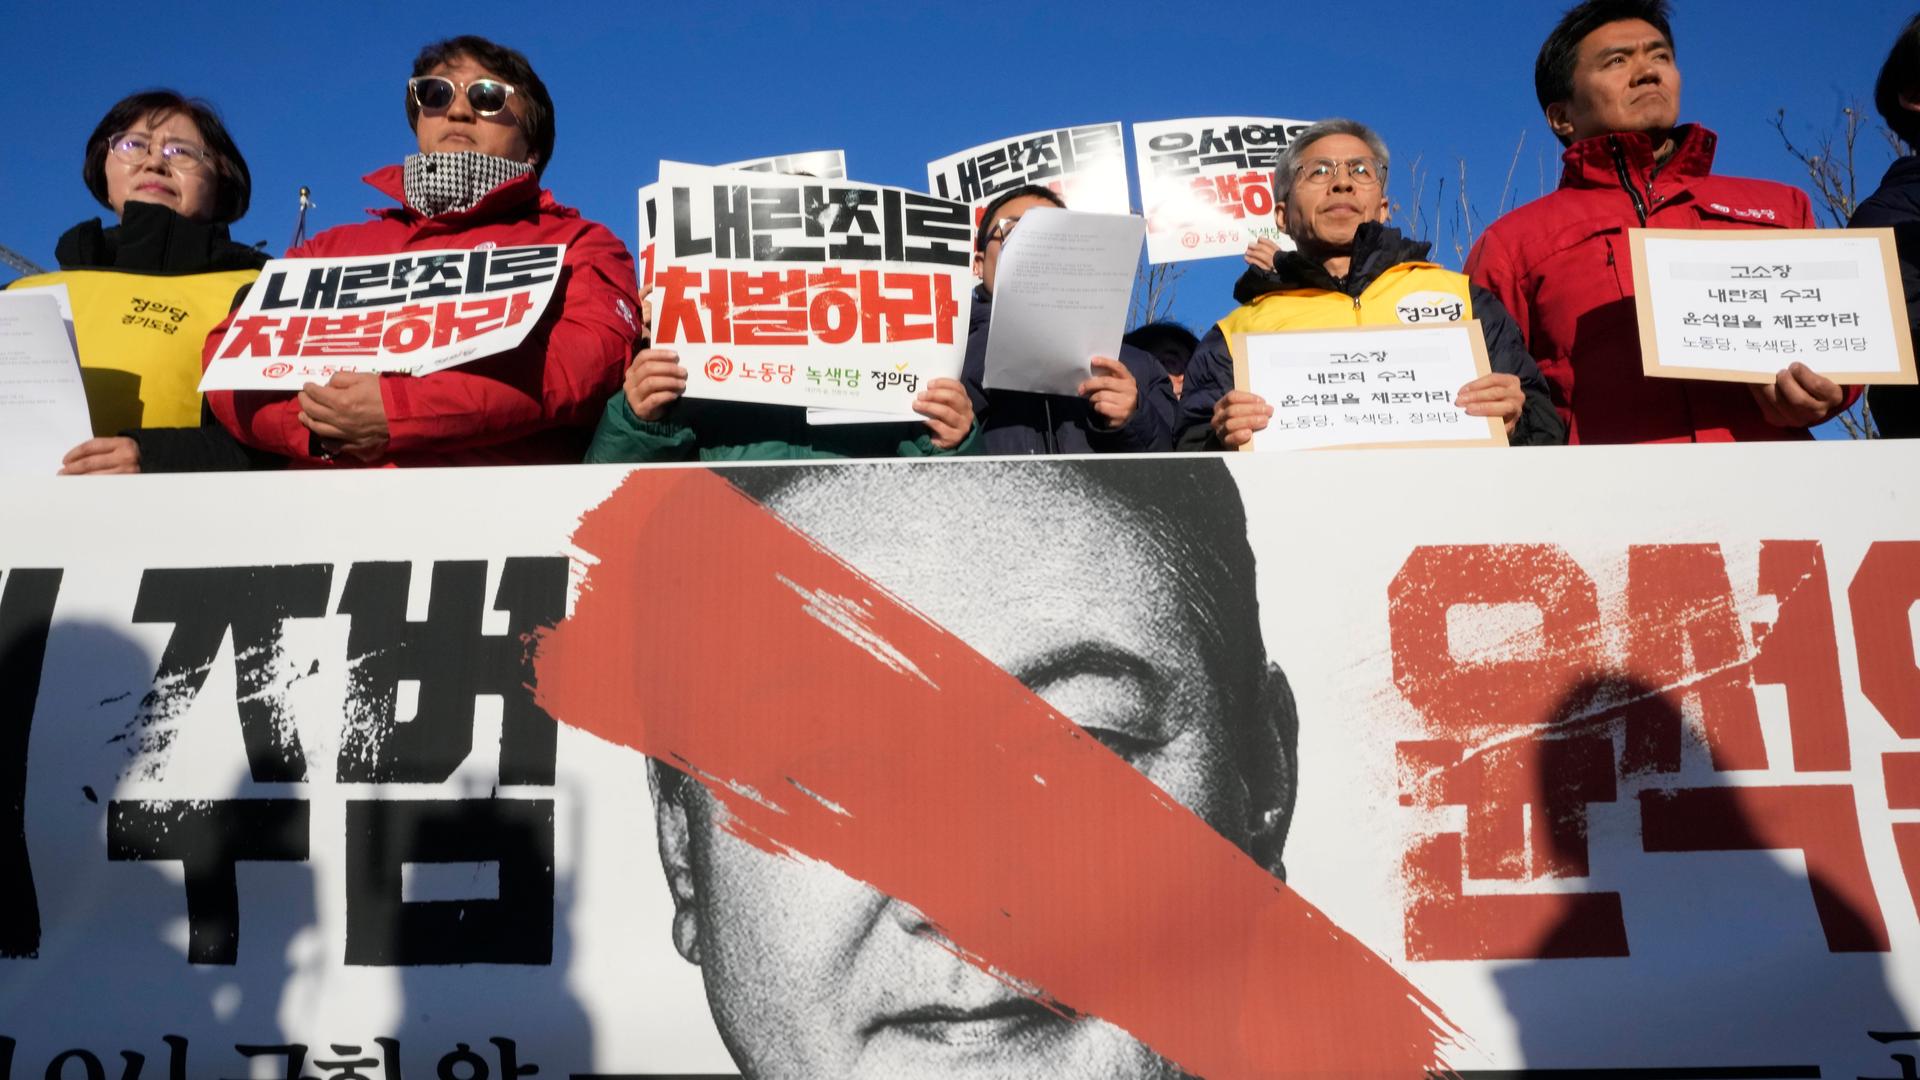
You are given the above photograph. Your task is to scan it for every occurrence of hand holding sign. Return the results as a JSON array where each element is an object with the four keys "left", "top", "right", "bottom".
[
  {"left": 59, "top": 436, "right": 141, "bottom": 475},
  {"left": 298, "top": 371, "right": 390, "bottom": 461},
  {"left": 1078, "top": 355, "right": 1139, "bottom": 430},
  {"left": 1748, "top": 360, "right": 1847, "bottom": 427},
  {"left": 625, "top": 348, "right": 689, "bottom": 422},
  {"left": 911, "top": 377, "right": 974, "bottom": 449},
  {"left": 1211, "top": 389, "right": 1275, "bottom": 447},
  {"left": 1454, "top": 372, "right": 1526, "bottom": 435}
]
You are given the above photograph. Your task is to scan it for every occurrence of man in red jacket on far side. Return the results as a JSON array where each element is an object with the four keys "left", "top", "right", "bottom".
[{"left": 1467, "top": 0, "right": 1853, "bottom": 444}]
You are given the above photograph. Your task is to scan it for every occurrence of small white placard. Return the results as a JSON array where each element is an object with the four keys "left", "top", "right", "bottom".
[
  {"left": 1631, "top": 228, "right": 1917, "bottom": 385},
  {"left": 1234, "top": 322, "right": 1506, "bottom": 451}
]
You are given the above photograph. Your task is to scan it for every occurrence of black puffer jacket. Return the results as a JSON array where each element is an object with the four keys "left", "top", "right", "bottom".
[{"left": 1850, "top": 156, "right": 1920, "bottom": 439}]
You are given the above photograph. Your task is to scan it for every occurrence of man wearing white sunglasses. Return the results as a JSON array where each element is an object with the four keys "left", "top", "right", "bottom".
[{"left": 201, "top": 34, "right": 642, "bottom": 467}]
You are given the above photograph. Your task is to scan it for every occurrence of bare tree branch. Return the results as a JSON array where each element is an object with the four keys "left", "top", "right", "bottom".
[{"left": 1128, "top": 254, "right": 1188, "bottom": 328}]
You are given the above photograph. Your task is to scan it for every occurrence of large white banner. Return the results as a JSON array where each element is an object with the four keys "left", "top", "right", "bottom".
[{"left": 1, "top": 444, "right": 1917, "bottom": 1078}]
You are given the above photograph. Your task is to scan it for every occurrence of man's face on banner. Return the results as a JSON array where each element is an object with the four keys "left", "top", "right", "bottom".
[{"left": 652, "top": 466, "right": 1289, "bottom": 1080}]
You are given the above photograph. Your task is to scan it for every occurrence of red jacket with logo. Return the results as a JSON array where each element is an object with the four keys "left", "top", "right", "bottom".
[
  {"left": 1467, "top": 125, "right": 1844, "bottom": 444},
  {"left": 204, "top": 166, "right": 641, "bottom": 466}
]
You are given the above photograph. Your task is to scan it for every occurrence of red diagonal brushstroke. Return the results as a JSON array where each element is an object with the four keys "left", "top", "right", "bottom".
[{"left": 535, "top": 467, "right": 1461, "bottom": 1079}]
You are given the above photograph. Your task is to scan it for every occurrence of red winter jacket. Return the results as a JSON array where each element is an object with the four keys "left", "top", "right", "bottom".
[
  {"left": 204, "top": 166, "right": 641, "bottom": 467},
  {"left": 1467, "top": 126, "right": 1851, "bottom": 444}
]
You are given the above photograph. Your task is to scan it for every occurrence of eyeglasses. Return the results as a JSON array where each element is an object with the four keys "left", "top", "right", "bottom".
[
  {"left": 408, "top": 75, "right": 517, "bottom": 117},
  {"left": 980, "top": 215, "right": 1022, "bottom": 250},
  {"left": 1294, "top": 157, "right": 1385, "bottom": 188},
  {"left": 107, "top": 132, "right": 212, "bottom": 172}
]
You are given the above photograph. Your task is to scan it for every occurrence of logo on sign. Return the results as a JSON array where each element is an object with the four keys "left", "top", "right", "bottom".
[
  {"left": 1181, "top": 232, "right": 1201, "bottom": 249},
  {"left": 1708, "top": 203, "right": 1779, "bottom": 221},
  {"left": 264, "top": 362, "right": 293, "bottom": 379},
  {"left": 705, "top": 356, "right": 733, "bottom": 381},
  {"left": 1395, "top": 292, "right": 1468, "bottom": 325}
]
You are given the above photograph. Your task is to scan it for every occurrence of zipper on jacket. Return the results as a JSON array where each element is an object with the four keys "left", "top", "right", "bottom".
[{"left": 1609, "top": 136, "right": 1651, "bottom": 226}]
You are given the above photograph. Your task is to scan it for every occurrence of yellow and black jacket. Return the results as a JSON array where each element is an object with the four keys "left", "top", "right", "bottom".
[
  {"left": 7, "top": 202, "right": 280, "bottom": 471},
  {"left": 1175, "top": 223, "right": 1565, "bottom": 448}
]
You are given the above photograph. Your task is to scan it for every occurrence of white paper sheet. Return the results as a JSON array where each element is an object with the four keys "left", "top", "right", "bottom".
[
  {"left": 981, "top": 207, "right": 1144, "bottom": 396},
  {"left": 1241, "top": 323, "right": 1503, "bottom": 451},
  {"left": 0, "top": 290, "right": 94, "bottom": 475}
]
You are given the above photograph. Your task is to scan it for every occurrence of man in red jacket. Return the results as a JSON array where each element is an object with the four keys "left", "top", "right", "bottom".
[
  {"left": 203, "top": 35, "right": 641, "bottom": 466},
  {"left": 1467, "top": 0, "right": 1850, "bottom": 444}
]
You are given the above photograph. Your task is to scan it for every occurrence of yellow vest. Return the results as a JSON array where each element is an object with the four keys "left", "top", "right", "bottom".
[
  {"left": 1217, "top": 262, "right": 1474, "bottom": 363},
  {"left": 7, "top": 267, "right": 258, "bottom": 435}
]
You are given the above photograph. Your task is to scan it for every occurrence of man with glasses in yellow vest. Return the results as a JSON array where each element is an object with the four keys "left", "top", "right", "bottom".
[{"left": 1175, "top": 118, "right": 1566, "bottom": 449}]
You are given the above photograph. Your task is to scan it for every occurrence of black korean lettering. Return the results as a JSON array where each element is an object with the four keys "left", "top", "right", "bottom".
[
  {"left": 406, "top": 255, "right": 465, "bottom": 300},
  {"left": 463, "top": 249, "right": 490, "bottom": 295},
  {"left": 107, "top": 799, "right": 309, "bottom": 964},
  {"left": 337, "top": 263, "right": 405, "bottom": 309},
  {"left": 226, "top": 1044, "right": 310, "bottom": 1080},
  {"left": 950, "top": 157, "right": 982, "bottom": 204},
  {"left": 300, "top": 266, "right": 342, "bottom": 311},
  {"left": 344, "top": 797, "right": 554, "bottom": 965},
  {"left": 669, "top": 186, "right": 712, "bottom": 257},
  {"left": 335, "top": 558, "right": 566, "bottom": 785},
  {"left": 0, "top": 569, "right": 62, "bottom": 960},
  {"left": 129, "top": 566, "right": 332, "bottom": 783},
  {"left": 823, "top": 187, "right": 883, "bottom": 262},
  {"left": 256, "top": 271, "right": 301, "bottom": 311},
  {"left": 478, "top": 247, "right": 561, "bottom": 292},
  {"left": 897, "top": 193, "right": 972, "bottom": 267},
  {"left": 750, "top": 188, "right": 826, "bottom": 262},
  {"left": 711, "top": 184, "right": 752, "bottom": 261}
]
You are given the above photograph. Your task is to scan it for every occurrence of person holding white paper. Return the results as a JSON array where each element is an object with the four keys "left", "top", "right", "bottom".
[
  {"left": 6, "top": 89, "right": 281, "bottom": 474},
  {"left": 1176, "top": 120, "right": 1564, "bottom": 450},
  {"left": 959, "top": 186, "right": 1174, "bottom": 454}
]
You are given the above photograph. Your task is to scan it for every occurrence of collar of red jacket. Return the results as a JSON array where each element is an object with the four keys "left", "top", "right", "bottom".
[
  {"left": 359, "top": 163, "right": 575, "bottom": 225},
  {"left": 1560, "top": 123, "right": 1718, "bottom": 191}
]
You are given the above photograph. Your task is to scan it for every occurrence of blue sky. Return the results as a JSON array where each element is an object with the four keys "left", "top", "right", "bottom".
[{"left": 2, "top": 0, "right": 1909, "bottom": 433}]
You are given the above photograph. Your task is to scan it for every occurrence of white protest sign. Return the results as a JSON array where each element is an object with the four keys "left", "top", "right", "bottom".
[
  {"left": 637, "top": 183, "right": 660, "bottom": 294},
  {"left": 642, "top": 153, "right": 852, "bottom": 297},
  {"left": 199, "top": 246, "right": 565, "bottom": 391},
  {"left": 1630, "top": 228, "right": 1918, "bottom": 384},
  {"left": 1133, "top": 116, "right": 1310, "bottom": 264},
  {"left": 652, "top": 161, "right": 972, "bottom": 415},
  {"left": 1234, "top": 322, "right": 1507, "bottom": 450},
  {"left": 927, "top": 123, "right": 1130, "bottom": 223},
  {"left": 718, "top": 149, "right": 849, "bottom": 180},
  {"left": 0, "top": 289, "right": 93, "bottom": 475},
  {"left": 983, "top": 207, "right": 1144, "bottom": 396}
]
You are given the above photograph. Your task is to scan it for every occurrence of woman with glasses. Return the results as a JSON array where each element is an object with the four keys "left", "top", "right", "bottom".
[
  {"left": 199, "top": 35, "right": 641, "bottom": 467},
  {"left": 13, "top": 90, "right": 280, "bottom": 473},
  {"left": 1175, "top": 117, "right": 1567, "bottom": 450}
]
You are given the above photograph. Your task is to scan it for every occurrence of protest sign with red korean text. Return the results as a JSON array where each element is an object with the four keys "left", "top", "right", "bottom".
[
  {"left": 1134, "top": 116, "right": 1310, "bottom": 264},
  {"left": 199, "top": 246, "right": 563, "bottom": 391},
  {"left": 927, "top": 123, "right": 1130, "bottom": 223},
  {"left": 651, "top": 161, "right": 972, "bottom": 414}
]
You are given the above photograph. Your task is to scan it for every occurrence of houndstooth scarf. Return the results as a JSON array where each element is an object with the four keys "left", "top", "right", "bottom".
[{"left": 401, "top": 151, "right": 533, "bottom": 217}]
